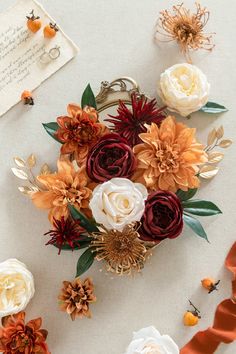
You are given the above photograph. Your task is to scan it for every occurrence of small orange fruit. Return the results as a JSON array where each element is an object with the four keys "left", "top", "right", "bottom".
[
  {"left": 21, "top": 91, "right": 34, "bottom": 105},
  {"left": 201, "top": 278, "right": 220, "bottom": 293},
  {"left": 183, "top": 311, "right": 199, "bottom": 326},
  {"left": 43, "top": 23, "right": 59, "bottom": 38},
  {"left": 26, "top": 10, "right": 42, "bottom": 33}
]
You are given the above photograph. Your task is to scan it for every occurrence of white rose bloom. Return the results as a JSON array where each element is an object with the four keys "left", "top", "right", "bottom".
[
  {"left": 89, "top": 178, "right": 148, "bottom": 231},
  {"left": 159, "top": 63, "right": 210, "bottom": 117},
  {"left": 124, "top": 326, "right": 179, "bottom": 354},
  {"left": 0, "top": 259, "right": 35, "bottom": 318}
]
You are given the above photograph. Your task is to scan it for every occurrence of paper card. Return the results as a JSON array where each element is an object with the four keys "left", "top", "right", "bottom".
[{"left": 0, "top": 0, "right": 79, "bottom": 117}]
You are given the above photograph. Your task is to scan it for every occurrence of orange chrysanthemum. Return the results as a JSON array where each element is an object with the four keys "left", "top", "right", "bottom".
[
  {"left": 133, "top": 116, "right": 207, "bottom": 192},
  {"left": 59, "top": 278, "right": 96, "bottom": 321},
  {"left": 55, "top": 104, "right": 109, "bottom": 164},
  {"left": 32, "top": 158, "right": 93, "bottom": 223},
  {"left": 0, "top": 312, "right": 49, "bottom": 354}
]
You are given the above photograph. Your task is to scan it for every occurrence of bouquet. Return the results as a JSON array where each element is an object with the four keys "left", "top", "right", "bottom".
[{"left": 12, "top": 78, "right": 231, "bottom": 281}]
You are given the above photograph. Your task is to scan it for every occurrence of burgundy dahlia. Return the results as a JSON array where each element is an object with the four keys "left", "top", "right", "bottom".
[
  {"left": 139, "top": 191, "right": 183, "bottom": 243},
  {"left": 86, "top": 133, "right": 136, "bottom": 182},
  {"left": 105, "top": 93, "right": 166, "bottom": 147},
  {"left": 44, "top": 217, "right": 85, "bottom": 254}
]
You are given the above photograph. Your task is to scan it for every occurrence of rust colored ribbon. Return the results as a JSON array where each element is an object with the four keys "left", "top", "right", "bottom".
[{"left": 180, "top": 242, "right": 236, "bottom": 354}]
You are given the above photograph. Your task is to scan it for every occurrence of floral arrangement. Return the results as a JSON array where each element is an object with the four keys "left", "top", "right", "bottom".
[
  {"left": 11, "top": 3, "right": 232, "bottom": 332},
  {"left": 12, "top": 81, "right": 231, "bottom": 285}
]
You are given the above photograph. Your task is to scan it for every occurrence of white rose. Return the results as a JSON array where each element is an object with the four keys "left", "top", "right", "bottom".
[
  {"left": 89, "top": 178, "right": 147, "bottom": 230},
  {"left": 159, "top": 63, "right": 210, "bottom": 117},
  {"left": 124, "top": 326, "right": 179, "bottom": 354},
  {"left": 0, "top": 259, "right": 35, "bottom": 318}
]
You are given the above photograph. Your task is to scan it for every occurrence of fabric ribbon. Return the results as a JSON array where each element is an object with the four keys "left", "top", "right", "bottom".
[{"left": 180, "top": 242, "right": 236, "bottom": 354}]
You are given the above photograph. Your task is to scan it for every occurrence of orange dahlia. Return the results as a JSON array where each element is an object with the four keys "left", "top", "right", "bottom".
[
  {"left": 31, "top": 158, "right": 92, "bottom": 223},
  {"left": 133, "top": 116, "right": 207, "bottom": 192},
  {"left": 55, "top": 104, "right": 108, "bottom": 164},
  {"left": 0, "top": 312, "right": 49, "bottom": 354}
]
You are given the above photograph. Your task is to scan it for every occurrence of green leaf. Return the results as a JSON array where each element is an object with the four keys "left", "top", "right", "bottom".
[
  {"left": 53, "top": 238, "right": 92, "bottom": 251},
  {"left": 176, "top": 188, "right": 198, "bottom": 201},
  {"left": 69, "top": 205, "right": 99, "bottom": 233},
  {"left": 42, "top": 122, "right": 61, "bottom": 143},
  {"left": 182, "top": 200, "right": 222, "bottom": 216},
  {"left": 183, "top": 213, "right": 209, "bottom": 242},
  {"left": 81, "top": 84, "right": 97, "bottom": 109},
  {"left": 76, "top": 248, "right": 95, "bottom": 277},
  {"left": 200, "top": 102, "right": 228, "bottom": 114}
]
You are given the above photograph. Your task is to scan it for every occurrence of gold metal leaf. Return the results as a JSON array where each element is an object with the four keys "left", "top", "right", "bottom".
[
  {"left": 207, "top": 152, "right": 224, "bottom": 164},
  {"left": 11, "top": 168, "right": 28, "bottom": 180},
  {"left": 13, "top": 157, "right": 26, "bottom": 168},
  {"left": 27, "top": 154, "right": 36, "bottom": 168},
  {"left": 18, "top": 186, "right": 32, "bottom": 195},
  {"left": 216, "top": 126, "right": 224, "bottom": 139},
  {"left": 219, "top": 139, "right": 233, "bottom": 148},
  {"left": 207, "top": 128, "right": 217, "bottom": 146},
  {"left": 40, "top": 163, "right": 51, "bottom": 175},
  {"left": 199, "top": 165, "right": 219, "bottom": 179}
]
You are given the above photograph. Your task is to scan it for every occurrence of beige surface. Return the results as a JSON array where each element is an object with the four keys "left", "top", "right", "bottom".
[{"left": 0, "top": 0, "right": 236, "bottom": 353}]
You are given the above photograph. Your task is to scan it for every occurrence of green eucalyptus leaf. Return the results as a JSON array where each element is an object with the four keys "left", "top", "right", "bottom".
[
  {"left": 81, "top": 84, "right": 97, "bottom": 109},
  {"left": 176, "top": 188, "right": 198, "bottom": 201},
  {"left": 69, "top": 205, "right": 99, "bottom": 233},
  {"left": 183, "top": 213, "right": 209, "bottom": 242},
  {"left": 200, "top": 102, "right": 228, "bottom": 114},
  {"left": 76, "top": 248, "right": 95, "bottom": 277},
  {"left": 42, "top": 122, "right": 61, "bottom": 143},
  {"left": 182, "top": 200, "right": 222, "bottom": 216}
]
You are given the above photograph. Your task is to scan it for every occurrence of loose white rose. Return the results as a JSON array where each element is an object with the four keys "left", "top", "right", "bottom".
[
  {"left": 159, "top": 63, "right": 210, "bottom": 117},
  {"left": 0, "top": 259, "right": 35, "bottom": 318},
  {"left": 89, "top": 178, "right": 147, "bottom": 231},
  {"left": 124, "top": 326, "right": 179, "bottom": 354}
]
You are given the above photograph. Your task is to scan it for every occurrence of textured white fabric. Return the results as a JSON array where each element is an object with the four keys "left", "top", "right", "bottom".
[{"left": 0, "top": 0, "right": 235, "bottom": 353}]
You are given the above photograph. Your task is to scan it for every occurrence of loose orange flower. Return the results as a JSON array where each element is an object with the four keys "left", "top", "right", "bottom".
[
  {"left": 133, "top": 116, "right": 207, "bottom": 192},
  {"left": 31, "top": 158, "right": 92, "bottom": 223},
  {"left": 55, "top": 104, "right": 109, "bottom": 165},
  {"left": 0, "top": 312, "right": 49, "bottom": 354},
  {"left": 59, "top": 278, "right": 96, "bottom": 321}
]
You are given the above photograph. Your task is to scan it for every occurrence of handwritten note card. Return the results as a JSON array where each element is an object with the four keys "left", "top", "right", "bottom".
[{"left": 0, "top": 0, "right": 78, "bottom": 116}]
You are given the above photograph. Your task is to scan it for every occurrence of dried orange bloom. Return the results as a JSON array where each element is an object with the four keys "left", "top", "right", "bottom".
[
  {"left": 59, "top": 278, "right": 96, "bottom": 321},
  {"left": 56, "top": 104, "right": 109, "bottom": 165},
  {"left": 133, "top": 116, "right": 208, "bottom": 192},
  {"left": 31, "top": 158, "right": 92, "bottom": 223},
  {"left": 156, "top": 3, "right": 215, "bottom": 62}
]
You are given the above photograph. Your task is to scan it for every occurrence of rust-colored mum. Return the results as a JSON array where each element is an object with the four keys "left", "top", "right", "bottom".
[
  {"left": 55, "top": 104, "right": 109, "bottom": 164},
  {"left": 32, "top": 158, "right": 93, "bottom": 223},
  {"left": 133, "top": 116, "right": 208, "bottom": 192},
  {"left": 91, "top": 223, "right": 147, "bottom": 275},
  {"left": 156, "top": 3, "right": 214, "bottom": 62},
  {"left": 0, "top": 312, "right": 49, "bottom": 354},
  {"left": 58, "top": 278, "right": 96, "bottom": 321}
]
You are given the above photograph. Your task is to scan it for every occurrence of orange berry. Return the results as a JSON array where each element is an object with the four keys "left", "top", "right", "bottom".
[
  {"left": 201, "top": 278, "right": 220, "bottom": 293},
  {"left": 44, "top": 23, "right": 59, "bottom": 38},
  {"left": 21, "top": 91, "right": 34, "bottom": 105},
  {"left": 27, "top": 19, "right": 42, "bottom": 33},
  {"left": 183, "top": 311, "right": 199, "bottom": 326}
]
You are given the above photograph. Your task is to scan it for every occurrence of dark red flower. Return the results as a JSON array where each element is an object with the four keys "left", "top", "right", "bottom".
[
  {"left": 86, "top": 133, "right": 136, "bottom": 182},
  {"left": 0, "top": 312, "right": 50, "bottom": 354},
  {"left": 105, "top": 93, "right": 166, "bottom": 147},
  {"left": 139, "top": 191, "right": 183, "bottom": 243},
  {"left": 44, "top": 217, "right": 85, "bottom": 254}
]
